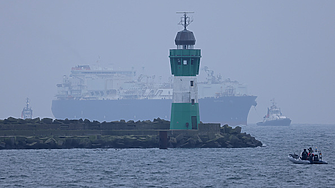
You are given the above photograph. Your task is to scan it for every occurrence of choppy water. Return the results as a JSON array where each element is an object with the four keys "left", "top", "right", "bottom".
[{"left": 1, "top": 124, "right": 335, "bottom": 187}]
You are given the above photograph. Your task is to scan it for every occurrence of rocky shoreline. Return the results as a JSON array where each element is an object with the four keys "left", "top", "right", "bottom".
[{"left": 0, "top": 117, "right": 262, "bottom": 149}]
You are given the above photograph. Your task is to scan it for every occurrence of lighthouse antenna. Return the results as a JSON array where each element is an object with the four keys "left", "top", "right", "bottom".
[
  {"left": 176, "top": 12, "right": 194, "bottom": 30},
  {"left": 26, "top": 98, "right": 29, "bottom": 109}
]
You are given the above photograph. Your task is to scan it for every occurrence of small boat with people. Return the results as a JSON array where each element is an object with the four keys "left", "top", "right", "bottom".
[{"left": 288, "top": 147, "right": 327, "bottom": 164}]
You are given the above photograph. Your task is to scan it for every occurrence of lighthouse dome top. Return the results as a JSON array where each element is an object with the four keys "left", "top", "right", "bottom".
[
  {"left": 175, "top": 29, "right": 196, "bottom": 45},
  {"left": 174, "top": 12, "right": 196, "bottom": 48}
]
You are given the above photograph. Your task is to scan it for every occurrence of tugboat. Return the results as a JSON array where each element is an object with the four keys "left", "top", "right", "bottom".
[
  {"left": 256, "top": 99, "right": 291, "bottom": 126},
  {"left": 21, "top": 98, "right": 33, "bottom": 119}
]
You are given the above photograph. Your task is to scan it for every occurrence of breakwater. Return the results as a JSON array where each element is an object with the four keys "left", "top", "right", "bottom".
[{"left": 0, "top": 117, "right": 262, "bottom": 149}]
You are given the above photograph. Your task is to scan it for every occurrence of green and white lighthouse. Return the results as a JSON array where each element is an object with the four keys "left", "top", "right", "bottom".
[{"left": 169, "top": 12, "right": 201, "bottom": 130}]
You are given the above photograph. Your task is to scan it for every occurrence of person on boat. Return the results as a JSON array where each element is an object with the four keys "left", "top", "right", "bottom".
[
  {"left": 308, "top": 147, "right": 316, "bottom": 161},
  {"left": 301, "top": 149, "right": 308, "bottom": 160},
  {"left": 308, "top": 147, "right": 313, "bottom": 154}
]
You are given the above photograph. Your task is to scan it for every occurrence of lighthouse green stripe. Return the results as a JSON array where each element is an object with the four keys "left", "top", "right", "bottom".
[
  {"left": 169, "top": 49, "right": 201, "bottom": 76},
  {"left": 170, "top": 103, "right": 200, "bottom": 130}
]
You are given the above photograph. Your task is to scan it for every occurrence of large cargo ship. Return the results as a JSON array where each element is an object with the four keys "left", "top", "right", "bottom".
[{"left": 51, "top": 65, "right": 257, "bottom": 125}]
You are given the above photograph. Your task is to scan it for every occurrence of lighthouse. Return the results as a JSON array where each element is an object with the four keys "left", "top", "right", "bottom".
[{"left": 169, "top": 12, "right": 201, "bottom": 130}]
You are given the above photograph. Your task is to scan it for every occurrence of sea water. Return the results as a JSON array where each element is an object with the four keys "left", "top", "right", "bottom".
[{"left": 0, "top": 124, "right": 334, "bottom": 187}]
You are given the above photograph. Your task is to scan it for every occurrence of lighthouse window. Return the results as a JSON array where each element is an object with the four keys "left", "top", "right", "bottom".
[
  {"left": 191, "top": 59, "right": 194, "bottom": 65},
  {"left": 178, "top": 59, "right": 181, "bottom": 65},
  {"left": 190, "top": 81, "right": 194, "bottom": 86},
  {"left": 191, "top": 99, "right": 195, "bottom": 105},
  {"left": 183, "top": 60, "right": 187, "bottom": 65}
]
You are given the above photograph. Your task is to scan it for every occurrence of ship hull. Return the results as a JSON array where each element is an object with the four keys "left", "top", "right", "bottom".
[
  {"left": 256, "top": 118, "right": 291, "bottom": 126},
  {"left": 51, "top": 96, "right": 257, "bottom": 125}
]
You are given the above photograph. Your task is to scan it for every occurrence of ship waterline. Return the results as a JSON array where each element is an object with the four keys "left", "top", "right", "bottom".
[{"left": 51, "top": 95, "right": 257, "bottom": 126}]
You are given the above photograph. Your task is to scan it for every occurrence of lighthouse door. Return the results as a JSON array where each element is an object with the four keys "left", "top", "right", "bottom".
[{"left": 191, "top": 116, "right": 197, "bottom": 129}]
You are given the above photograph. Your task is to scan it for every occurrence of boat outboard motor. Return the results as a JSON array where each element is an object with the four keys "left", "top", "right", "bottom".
[{"left": 314, "top": 154, "right": 319, "bottom": 161}]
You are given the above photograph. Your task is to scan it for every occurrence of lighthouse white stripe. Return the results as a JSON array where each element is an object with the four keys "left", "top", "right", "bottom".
[{"left": 172, "top": 76, "right": 198, "bottom": 103}]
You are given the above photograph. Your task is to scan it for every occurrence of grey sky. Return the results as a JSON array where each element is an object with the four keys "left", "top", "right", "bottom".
[{"left": 1, "top": 1, "right": 334, "bottom": 124}]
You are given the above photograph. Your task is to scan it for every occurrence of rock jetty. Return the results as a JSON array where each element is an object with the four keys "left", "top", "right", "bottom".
[{"left": 0, "top": 117, "right": 262, "bottom": 149}]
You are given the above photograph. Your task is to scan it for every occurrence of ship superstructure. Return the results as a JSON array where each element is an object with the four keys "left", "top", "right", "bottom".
[
  {"left": 257, "top": 99, "right": 291, "bottom": 126},
  {"left": 56, "top": 65, "right": 172, "bottom": 101},
  {"left": 52, "top": 65, "right": 256, "bottom": 125},
  {"left": 21, "top": 98, "right": 33, "bottom": 119}
]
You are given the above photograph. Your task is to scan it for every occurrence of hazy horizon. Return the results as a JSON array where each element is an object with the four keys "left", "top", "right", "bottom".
[{"left": 1, "top": 1, "right": 334, "bottom": 124}]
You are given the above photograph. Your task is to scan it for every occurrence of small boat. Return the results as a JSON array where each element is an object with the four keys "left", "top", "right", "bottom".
[
  {"left": 288, "top": 149, "right": 328, "bottom": 164},
  {"left": 257, "top": 99, "right": 291, "bottom": 126}
]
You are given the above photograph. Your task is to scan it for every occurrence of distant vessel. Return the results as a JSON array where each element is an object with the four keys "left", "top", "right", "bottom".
[
  {"left": 21, "top": 98, "right": 33, "bottom": 119},
  {"left": 257, "top": 99, "right": 291, "bottom": 126},
  {"left": 51, "top": 65, "right": 257, "bottom": 125}
]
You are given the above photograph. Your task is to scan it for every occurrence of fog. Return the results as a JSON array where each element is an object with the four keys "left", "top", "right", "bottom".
[{"left": 1, "top": 1, "right": 334, "bottom": 124}]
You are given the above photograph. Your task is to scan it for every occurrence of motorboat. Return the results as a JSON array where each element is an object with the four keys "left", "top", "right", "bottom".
[{"left": 288, "top": 149, "right": 327, "bottom": 164}]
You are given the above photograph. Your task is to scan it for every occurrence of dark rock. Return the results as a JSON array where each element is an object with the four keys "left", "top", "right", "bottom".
[
  {"left": 220, "top": 124, "right": 232, "bottom": 134},
  {"left": 168, "top": 137, "right": 177, "bottom": 147},
  {"left": 32, "top": 117, "right": 41, "bottom": 124},
  {"left": 69, "top": 119, "right": 80, "bottom": 124},
  {"left": 143, "top": 120, "right": 151, "bottom": 124},
  {"left": 4, "top": 117, "right": 18, "bottom": 124},
  {"left": 44, "top": 137, "right": 57, "bottom": 146},
  {"left": 63, "top": 138, "right": 80, "bottom": 148},
  {"left": 52, "top": 119, "right": 63, "bottom": 124},
  {"left": 0, "top": 142, "right": 6, "bottom": 149},
  {"left": 17, "top": 119, "right": 26, "bottom": 124},
  {"left": 0, "top": 118, "right": 262, "bottom": 149},
  {"left": 203, "top": 140, "right": 221, "bottom": 148},
  {"left": 179, "top": 137, "right": 197, "bottom": 148},
  {"left": 231, "top": 126, "right": 242, "bottom": 134},
  {"left": 63, "top": 118, "right": 70, "bottom": 124},
  {"left": 41, "top": 118, "right": 53, "bottom": 124},
  {"left": 195, "top": 135, "right": 203, "bottom": 145}
]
